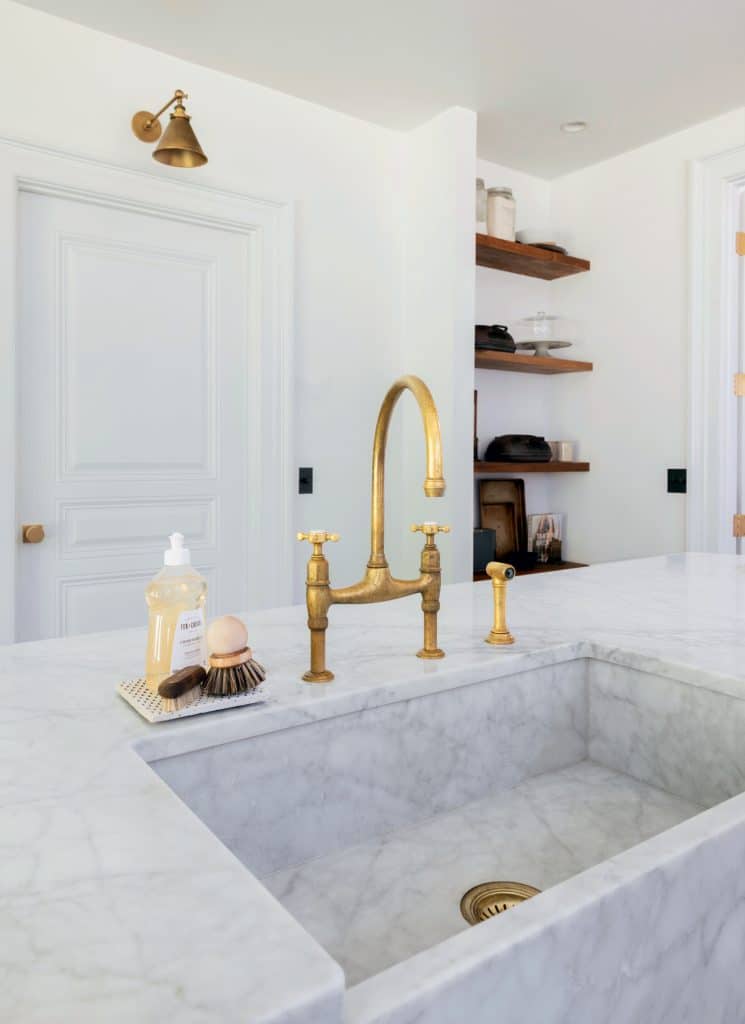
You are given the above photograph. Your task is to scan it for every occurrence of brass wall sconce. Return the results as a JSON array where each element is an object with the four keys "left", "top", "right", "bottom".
[{"left": 131, "top": 89, "right": 207, "bottom": 168}]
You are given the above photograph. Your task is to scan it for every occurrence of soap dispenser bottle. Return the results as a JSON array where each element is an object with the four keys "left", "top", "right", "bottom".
[{"left": 145, "top": 533, "right": 207, "bottom": 693}]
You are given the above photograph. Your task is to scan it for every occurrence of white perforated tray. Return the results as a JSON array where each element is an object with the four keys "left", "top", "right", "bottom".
[{"left": 117, "top": 676, "right": 269, "bottom": 723}]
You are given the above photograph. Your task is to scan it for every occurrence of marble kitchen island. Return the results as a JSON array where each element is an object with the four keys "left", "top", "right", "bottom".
[{"left": 4, "top": 554, "right": 745, "bottom": 1023}]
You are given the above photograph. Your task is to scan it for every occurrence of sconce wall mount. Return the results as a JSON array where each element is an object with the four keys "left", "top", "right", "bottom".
[{"left": 131, "top": 89, "right": 207, "bottom": 168}]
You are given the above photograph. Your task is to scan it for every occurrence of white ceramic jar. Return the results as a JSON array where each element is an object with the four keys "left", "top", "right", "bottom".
[
  {"left": 486, "top": 187, "right": 516, "bottom": 241},
  {"left": 549, "top": 440, "right": 577, "bottom": 462}
]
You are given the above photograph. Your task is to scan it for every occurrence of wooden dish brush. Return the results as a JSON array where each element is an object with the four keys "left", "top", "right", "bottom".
[
  {"left": 157, "top": 665, "right": 206, "bottom": 711},
  {"left": 205, "top": 615, "right": 266, "bottom": 696}
]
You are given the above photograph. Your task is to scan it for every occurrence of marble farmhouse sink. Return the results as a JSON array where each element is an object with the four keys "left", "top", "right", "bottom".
[{"left": 149, "top": 649, "right": 745, "bottom": 1023}]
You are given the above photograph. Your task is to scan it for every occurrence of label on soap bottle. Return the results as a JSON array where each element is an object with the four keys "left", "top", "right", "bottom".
[{"left": 170, "top": 609, "right": 207, "bottom": 671}]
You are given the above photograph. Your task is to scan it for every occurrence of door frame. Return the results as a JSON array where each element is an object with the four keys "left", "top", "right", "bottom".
[
  {"left": 689, "top": 144, "right": 745, "bottom": 553},
  {"left": 0, "top": 136, "right": 293, "bottom": 642}
]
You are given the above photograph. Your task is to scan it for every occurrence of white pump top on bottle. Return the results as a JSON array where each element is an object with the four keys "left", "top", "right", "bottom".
[{"left": 164, "top": 532, "right": 191, "bottom": 566}]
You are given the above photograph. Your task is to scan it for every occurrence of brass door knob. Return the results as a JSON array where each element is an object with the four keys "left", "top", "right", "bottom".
[{"left": 22, "top": 523, "right": 45, "bottom": 544}]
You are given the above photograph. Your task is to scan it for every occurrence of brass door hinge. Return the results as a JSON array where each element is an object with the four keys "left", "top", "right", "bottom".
[
  {"left": 734, "top": 514, "right": 745, "bottom": 537},
  {"left": 737, "top": 232, "right": 745, "bottom": 255},
  {"left": 734, "top": 374, "right": 745, "bottom": 396}
]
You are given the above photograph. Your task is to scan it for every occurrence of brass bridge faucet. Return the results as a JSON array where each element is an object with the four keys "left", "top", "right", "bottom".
[{"left": 297, "top": 375, "right": 449, "bottom": 682}]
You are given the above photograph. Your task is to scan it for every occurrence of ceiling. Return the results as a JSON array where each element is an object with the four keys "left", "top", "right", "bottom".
[{"left": 17, "top": 0, "right": 745, "bottom": 177}]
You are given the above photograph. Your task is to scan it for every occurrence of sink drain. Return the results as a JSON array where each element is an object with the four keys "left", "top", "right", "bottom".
[{"left": 460, "top": 881, "right": 541, "bottom": 924}]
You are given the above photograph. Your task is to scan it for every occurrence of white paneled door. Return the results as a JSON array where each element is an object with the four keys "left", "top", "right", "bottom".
[{"left": 16, "top": 190, "right": 253, "bottom": 640}]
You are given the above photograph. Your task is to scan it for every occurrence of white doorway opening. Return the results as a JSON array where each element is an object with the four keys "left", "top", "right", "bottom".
[{"left": 689, "top": 145, "right": 745, "bottom": 553}]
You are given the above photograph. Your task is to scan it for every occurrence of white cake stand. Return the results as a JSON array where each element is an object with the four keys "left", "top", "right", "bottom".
[{"left": 515, "top": 340, "right": 573, "bottom": 358}]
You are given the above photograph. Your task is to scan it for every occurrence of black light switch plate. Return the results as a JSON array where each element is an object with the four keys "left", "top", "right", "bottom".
[
  {"left": 298, "top": 467, "right": 313, "bottom": 494},
  {"left": 667, "top": 468, "right": 686, "bottom": 493}
]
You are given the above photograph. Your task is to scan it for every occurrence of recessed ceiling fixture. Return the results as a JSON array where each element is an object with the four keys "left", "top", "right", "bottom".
[
  {"left": 560, "top": 121, "right": 588, "bottom": 134},
  {"left": 131, "top": 89, "right": 208, "bottom": 168}
]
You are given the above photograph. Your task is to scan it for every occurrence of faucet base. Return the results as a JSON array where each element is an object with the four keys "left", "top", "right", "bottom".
[
  {"left": 302, "top": 669, "right": 335, "bottom": 683},
  {"left": 417, "top": 647, "right": 445, "bottom": 659},
  {"left": 485, "top": 631, "right": 514, "bottom": 646}
]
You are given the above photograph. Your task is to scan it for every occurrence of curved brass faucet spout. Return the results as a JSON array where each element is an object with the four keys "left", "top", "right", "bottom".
[
  {"left": 369, "top": 375, "right": 445, "bottom": 569},
  {"left": 297, "top": 374, "right": 449, "bottom": 681}
]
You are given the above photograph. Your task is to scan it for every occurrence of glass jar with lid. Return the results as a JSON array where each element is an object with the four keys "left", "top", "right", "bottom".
[
  {"left": 486, "top": 186, "right": 516, "bottom": 241},
  {"left": 476, "top": 178, "right": 487, "bottom": 230},
  {"left": 514, "top": 312, "right": 577, "bottom": 357}
]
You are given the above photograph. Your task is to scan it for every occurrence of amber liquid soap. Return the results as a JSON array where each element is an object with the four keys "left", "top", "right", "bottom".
[{"left": 145, "top": 533, "right": 207, "bottom": 693}]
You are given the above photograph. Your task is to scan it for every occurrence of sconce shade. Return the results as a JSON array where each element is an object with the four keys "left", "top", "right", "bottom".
[{"left": 153, "top": 107, "right": 207, "bottom": 168}]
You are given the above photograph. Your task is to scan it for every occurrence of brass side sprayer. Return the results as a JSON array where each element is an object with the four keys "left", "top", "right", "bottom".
[{"left": 485, "top": 561, "right": 515, "bottom": 645}]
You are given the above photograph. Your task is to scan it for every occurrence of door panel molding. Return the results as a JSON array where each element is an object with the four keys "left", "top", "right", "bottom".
[
  {"left": 0, "top": 136, "right": 293, "bottom": 641},
  {"left": 57, "top": 564, "right": 218, "bottom": 636},
  {"left": 57, "top": 233, "right": 219, "bottom": 482},
  {"left": 57, "top": 496, "right": 218, "bottom": 559}
]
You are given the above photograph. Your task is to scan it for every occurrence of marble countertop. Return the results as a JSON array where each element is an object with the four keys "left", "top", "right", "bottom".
[{"left": 4, "top": 552, "right": 745, "bottom": 1022}]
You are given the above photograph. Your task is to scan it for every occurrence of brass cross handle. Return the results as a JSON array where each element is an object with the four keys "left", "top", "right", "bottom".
[
  {"left": 297, "top": 531, "right": 340, "bottom": 544},
  {"left": 297, "top": 530, "right": 340, "bottom": 555},
  {"left": 411, "top": 523, "right": 451, "bottom": 536}
]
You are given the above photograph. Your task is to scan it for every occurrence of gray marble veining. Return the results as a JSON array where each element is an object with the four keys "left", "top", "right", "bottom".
[
  {"left": 347, "top": 794, "right": 745, "bottom": 1024},
  {"left": 264, "top": 760, "right": 701, "bottom": 985},
  {"left": 154, "top": 659, "right": 586, "bottom": 875},
  {"left": 588, "top": 658, "right": 745, "bottom": 807},
  {"left": 5, "top": 553, "right": 745, "bottom": 1023}
]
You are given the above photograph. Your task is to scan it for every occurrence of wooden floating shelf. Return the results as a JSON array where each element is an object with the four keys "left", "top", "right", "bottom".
[
  {"left": 475, "top": 349, "right": 593, "bottom": 374},
  {"left": 473, "top": 561, "right": 588, "bottom": 581},
  {"left": 474, "top": 461, "right": 590, "bottom": 474},
  {"left": 476, "top": 233, "right": 590, "bottom": 280}
]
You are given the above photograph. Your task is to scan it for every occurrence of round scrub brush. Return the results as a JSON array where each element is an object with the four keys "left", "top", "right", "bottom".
[{"left": 204, "top": 615, "right": 266, "bottom": 696}]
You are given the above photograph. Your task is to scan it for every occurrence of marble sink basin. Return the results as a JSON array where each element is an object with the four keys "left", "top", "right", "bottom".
[{"left": 149, "top": 650, "right": 745, "bottom": 1023}]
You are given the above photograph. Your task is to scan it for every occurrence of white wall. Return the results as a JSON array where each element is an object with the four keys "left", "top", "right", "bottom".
[
  {"left": 474, "top": 159, "right": 555, "bottom": 527},
  {"left": 390, "top": 108, "right": 476, "bottom": 584},
  {"left": 477, "top": 114, "right": 745, "bottom": 568},
  {"left": 0, "top": 0, "right": 477, "bottom": 609},
  {"left": 7, "top": 0, "right": 738, "bottom": 597},
  {"left": 0, "top": 1, "right": 425, "bottom": 601},
  {"left": 550, "top": 109, "right": 745, "bottom": 564}
]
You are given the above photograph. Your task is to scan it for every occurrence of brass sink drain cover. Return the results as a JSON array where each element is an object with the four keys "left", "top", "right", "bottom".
[{"left": 460, "top": 881, "right": 541, "bottom": 924}]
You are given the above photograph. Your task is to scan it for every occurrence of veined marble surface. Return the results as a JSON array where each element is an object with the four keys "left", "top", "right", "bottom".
[
  {"left": 153, "top": 658, "right": 587, "bottom": 877},
  {"left": 4, "top": 553, "right": 745, "bottom": 1022},
  {"left": 264, "top": 760, "right": 702, "bottom": 985}
]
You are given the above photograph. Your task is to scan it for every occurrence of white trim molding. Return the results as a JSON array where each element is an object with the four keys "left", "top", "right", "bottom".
[
  {"left": 688, "top": 145, "right": 745, "bottom": 553},
  {"left": 0, "top": 137, "right": 293, "bottom": 641}
]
